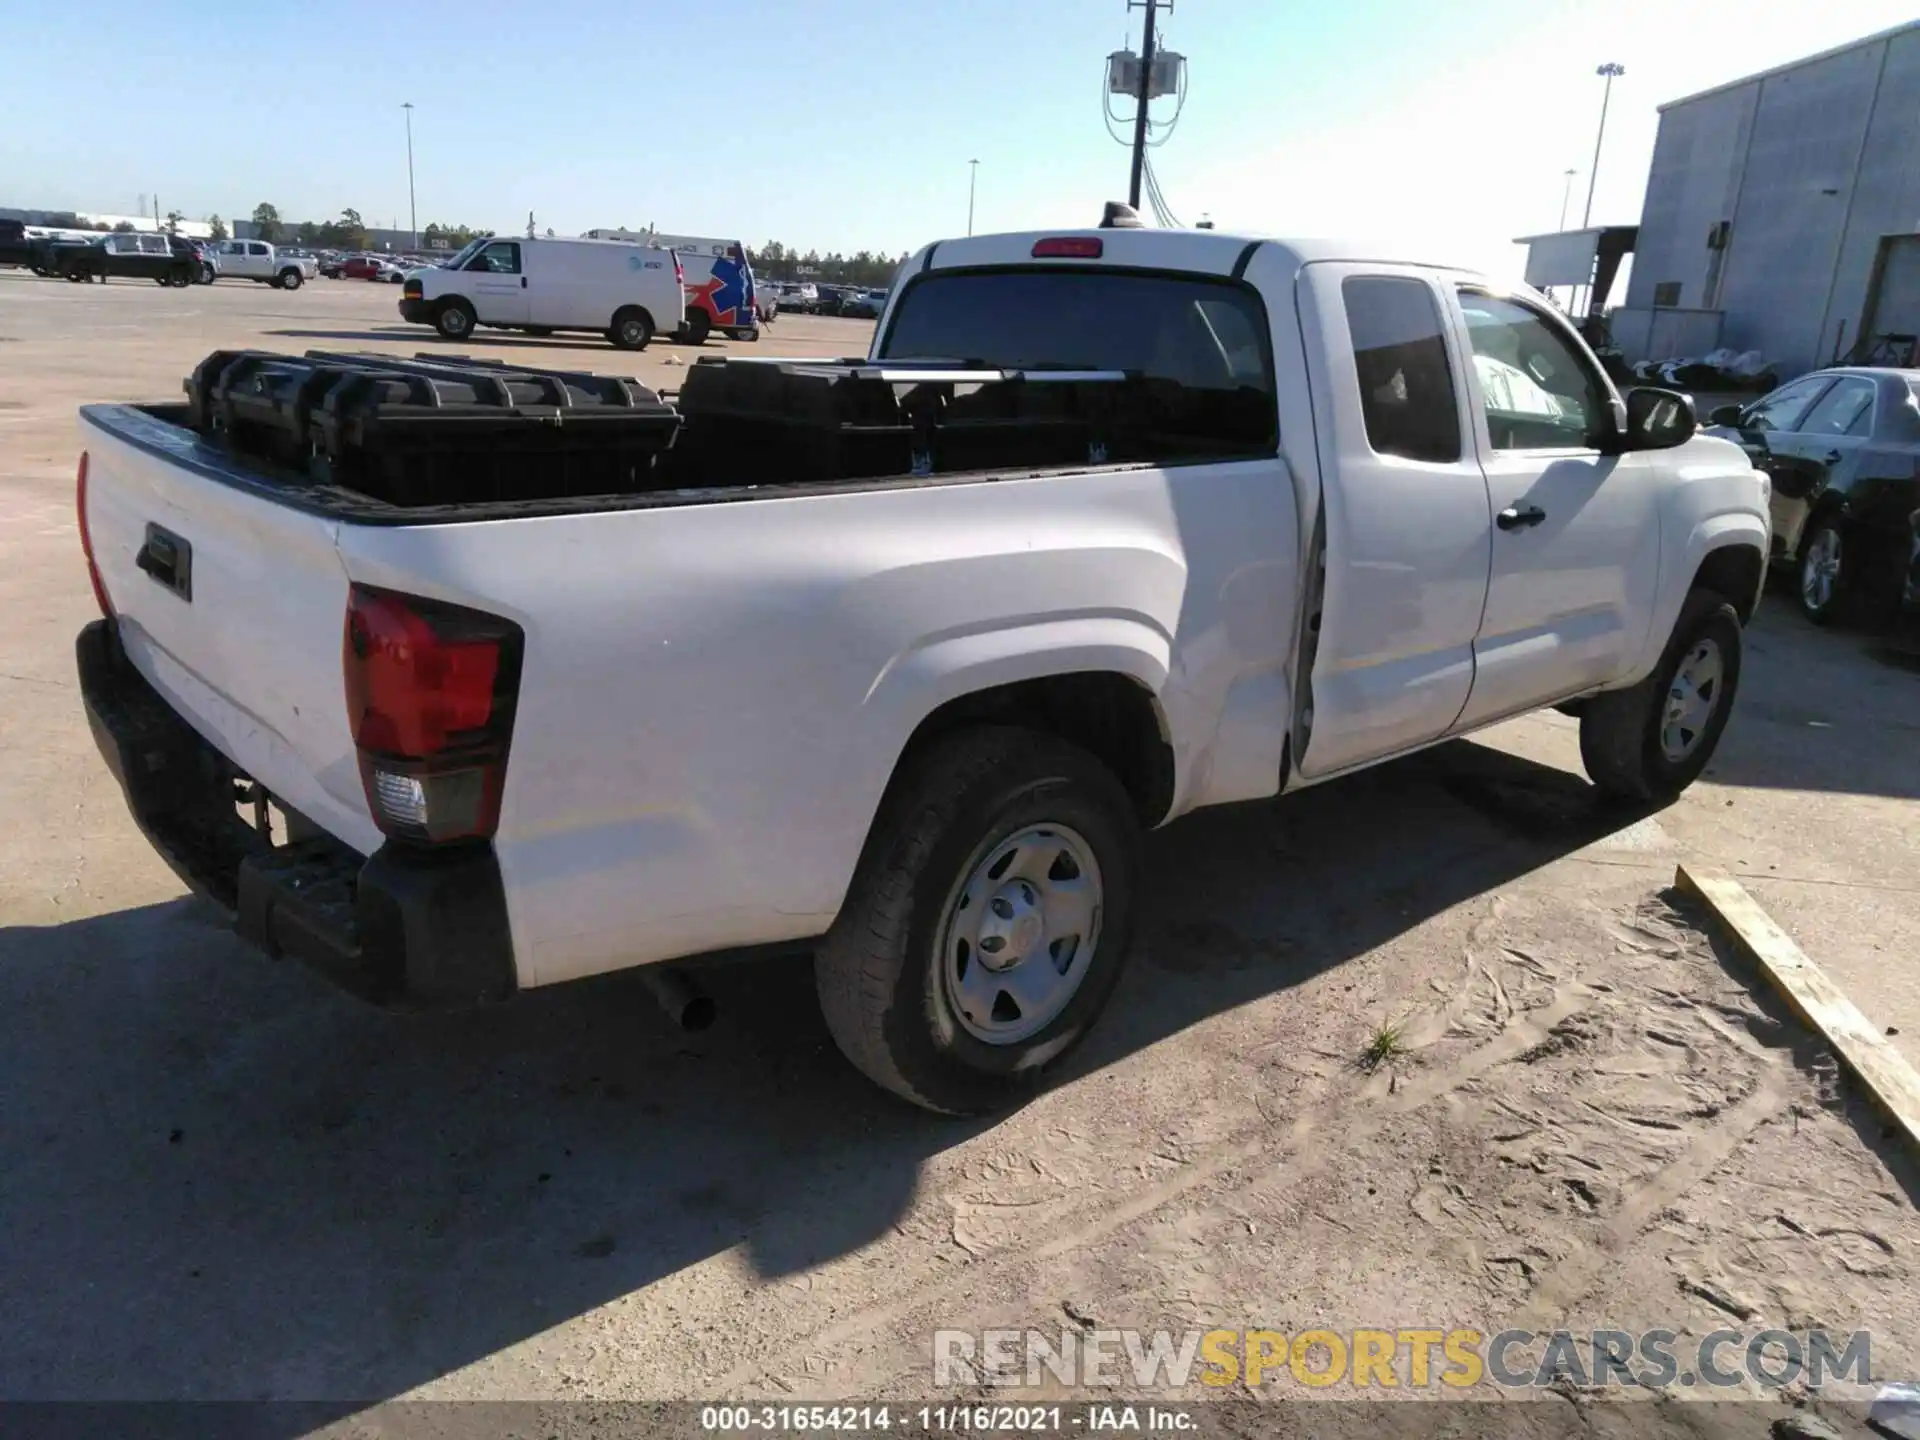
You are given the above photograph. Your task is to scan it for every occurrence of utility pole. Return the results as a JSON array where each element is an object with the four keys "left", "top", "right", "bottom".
[
  {"left": 967, "top": 159, "right": 979, "bottom": 236},
  {"left": 402, "top": 102, "right": 419, "bottom": 251},
  {"left": 1127, "top": 0, "right": 1161, "bottom": 209},
  {"left": 1558, "top": 168, "right": 1577, "bottom": 230},
  {"left": 1582, "top": 63, "right": 1624, "bottom": 229}
]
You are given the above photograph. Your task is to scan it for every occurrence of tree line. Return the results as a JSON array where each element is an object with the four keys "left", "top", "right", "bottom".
[
  {"left": 247, "top": 202, "right": 487, "bottom": 252},
  {"left": 747, "top": 241, "right": 912, "bottom": 290},
  {"left": 238, "top": 207, "right": 901, "bottom": 276}
]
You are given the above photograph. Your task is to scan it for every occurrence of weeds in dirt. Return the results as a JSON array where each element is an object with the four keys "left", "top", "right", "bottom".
[{"left": 1359, "top": 1020, "right": 1408, "bottom": 1073}]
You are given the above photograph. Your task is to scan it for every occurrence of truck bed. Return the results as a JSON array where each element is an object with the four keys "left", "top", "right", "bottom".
[{"left": 89, "top": 350, "right": 1250, "bottom": 525}]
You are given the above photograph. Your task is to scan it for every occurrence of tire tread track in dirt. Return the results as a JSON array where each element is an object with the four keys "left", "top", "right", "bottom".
[{"left": 719, "top": 883, "right": 1918, "bottom": 1404}]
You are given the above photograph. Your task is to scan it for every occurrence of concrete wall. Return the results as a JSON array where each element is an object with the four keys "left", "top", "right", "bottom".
[
  {"left": 1626, "top": 22, "right": 1920, "bottom": 376},
  {"left": 1822, "top": 29, "right": 1920, "bottom": 360},
  {"left": 1625, "top": 85, "right": 1755, "bottom": 312}
]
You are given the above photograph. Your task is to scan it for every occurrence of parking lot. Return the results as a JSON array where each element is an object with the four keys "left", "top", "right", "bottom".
[{"left": 2, "top": 270, "right": 1918, "bottom": 1424}]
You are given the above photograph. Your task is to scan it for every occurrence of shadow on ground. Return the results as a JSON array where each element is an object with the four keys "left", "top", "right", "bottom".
[
  {"left": 1688, "top": 598, "right": 1920, "bottom": 802},
  {"left": 0, "top": 739, "right": 1673, "bottom": 1410}
]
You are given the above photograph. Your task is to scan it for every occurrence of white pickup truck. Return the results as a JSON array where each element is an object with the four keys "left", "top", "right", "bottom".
[
  {"left": 73, "top": 219, "right": 1769, "bottom": 1113},
  {"left": 208, "top": 239, "right": 317, "bottom": 289}
]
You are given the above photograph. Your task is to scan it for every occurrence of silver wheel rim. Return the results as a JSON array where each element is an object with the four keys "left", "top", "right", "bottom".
[
  {"left": 1660, "top": 637, "right": 1725, "bottom": 762},
  {"left": 1801, "top": 528, "right": 1841, "bottom": 612},
  {"left": 621, "top": 320, "right": 645, "bottom": 346},
  {"left": 938, "top": 823, "right": 1102, "bottom": 1046},
  {"left": 444, "top": 308, "right": 470, "bottom": 337}
]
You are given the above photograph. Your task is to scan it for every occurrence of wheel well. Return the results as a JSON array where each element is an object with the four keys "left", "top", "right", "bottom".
[
  {"left": 902, "top": 672, "right": 1175, "bottom": 826},
  {"left": 1692, "top": 544, "right": 1765, "bottom": 622},
  {"left": 612, "top": 305, "right": 654, "bottom": 331}
]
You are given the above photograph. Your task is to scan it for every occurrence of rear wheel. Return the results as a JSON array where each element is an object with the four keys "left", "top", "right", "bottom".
[
  {"left": 1796, "top": 520, "right": 1846, "bottom": 625},
  {"left": 278, "top": 268, "right": 302, "bottom": 291},
  {"left": 434, "top": 297, "right": 477, "bottom": 341},
  {"left": 609, "top": 308, "right": 652, "bottom": 351},
  {"left": 681, "top": 309, "right": 711, "bottom": 346},
  {"left": 814, "top": 727, "right": 1141, "bottom": 1114},
  {"left": 1580, "top": 589, "right": 1743, "bottom": 804}
]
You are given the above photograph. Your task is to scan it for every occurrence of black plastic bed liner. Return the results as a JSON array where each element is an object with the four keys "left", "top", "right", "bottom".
[
  {"left": 158, "top": 348, "right": 1206, "bottom": 515},
  {"left": 185, "top": 349, "right": 683, "bottom": 507}
]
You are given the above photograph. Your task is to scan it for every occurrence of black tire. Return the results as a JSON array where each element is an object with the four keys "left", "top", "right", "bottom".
[
  {"left": 1580, "top": 589, "right": 1743, "bottom": 804},
  {"left": 279, "top": 269, "right": 302, "bottom": 291},
  {"left": 815, "top": 726, "right": 1142, "bottom": 1115},
  {"left": 1795, "top": 519, "right": 1847, "bottom": 625},
  {"left": 681, "top": 309, "right": 711, "bottom": 346},
  {"left": 198, "top": 262, "right": 215, "bottom": 284},
  {"left": 609, "top": 308, "right": 652, "bottom": 351},
  {"left": 434, "top": 297, "right": 477, "bottom": 341}
]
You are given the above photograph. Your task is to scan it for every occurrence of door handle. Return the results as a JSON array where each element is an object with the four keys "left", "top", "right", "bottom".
[
  {"left": 520, "top": 276, "right": 527, "bottom": 288},
  {"left": 1496, "top": 504, "right": 1547, "bottom": 531},
  {"left": 1821, "top": 450, "right": 1841, "bottom": 465}
]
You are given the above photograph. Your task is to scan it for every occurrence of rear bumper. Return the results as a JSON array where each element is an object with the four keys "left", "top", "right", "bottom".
[
  {"left": 76, "top": 619, "right": 516, "bottom": 1009},
  {"left": 398, "top": 297, "right": 431, "bottom": 323}
]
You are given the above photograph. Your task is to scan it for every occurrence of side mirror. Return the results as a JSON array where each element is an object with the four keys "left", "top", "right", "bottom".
[
  {"left": 1621, "top": 386, "right": 1697, "bottom": 451},
  {"left": 1707, "top": 403, "right": 1745, "bottom": 427}
]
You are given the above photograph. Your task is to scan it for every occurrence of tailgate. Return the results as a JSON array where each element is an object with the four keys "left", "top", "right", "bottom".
[{"left": 81, "top": 407, "right": 382, "bottom": 855}]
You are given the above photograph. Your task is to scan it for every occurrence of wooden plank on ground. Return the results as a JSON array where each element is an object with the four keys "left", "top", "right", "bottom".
[{"left": 1676, "top": 862, "right": 1920, "bottom": 1152}]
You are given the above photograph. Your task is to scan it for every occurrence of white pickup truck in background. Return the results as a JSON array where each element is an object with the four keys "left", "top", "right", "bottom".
[
  {"left": 73, "top": 218, "right": 1769, "bottom": 1113},
  {"left": 208, "top": 239, "right": 317, "bottom": 289}
]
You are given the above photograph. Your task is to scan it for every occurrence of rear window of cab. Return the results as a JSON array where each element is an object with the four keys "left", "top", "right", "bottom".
[{"left": 878, "top": 268, "right": 1278, "bottom": 458}]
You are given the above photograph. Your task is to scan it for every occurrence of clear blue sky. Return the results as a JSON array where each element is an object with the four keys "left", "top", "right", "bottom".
[{"left": 2, "top": 0, "right": 1909, "bottom": 274}]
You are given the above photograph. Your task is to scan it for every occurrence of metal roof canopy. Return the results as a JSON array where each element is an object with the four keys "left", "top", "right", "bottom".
[{"left": 1512, "top": 226, "right": 1638, "bottom": 302}]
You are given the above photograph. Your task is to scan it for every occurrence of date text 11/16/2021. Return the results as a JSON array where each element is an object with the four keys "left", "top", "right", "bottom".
[{"left": 700, "top": 1405, "right": 1196, "bottom": 1433}]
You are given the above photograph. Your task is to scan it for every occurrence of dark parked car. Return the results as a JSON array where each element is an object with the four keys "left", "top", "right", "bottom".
[
  {"left": 1706, "top": 366, "right": 1920, "bottom": 624},
  {"left": 58, "top": 232, "right": 196, "bottom": 286},
  {"left": 814, "top": 284, "right": 851, "bottom": 315},
  {"left": 840, "top": 289, "right": 887, "bottom": 320},
  {"left": 0, "top": 218, "right": 35, "bottom": 268},
  {"left": 171, "top": 235, "right": 216, "bottom": 283}
]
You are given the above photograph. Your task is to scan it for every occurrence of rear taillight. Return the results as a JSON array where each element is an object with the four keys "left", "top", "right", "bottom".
[
  {"left": 1032, "top": 237, "right": 1103, "bottom": 258},
  {"left": 343, "top": 584, "right": 523, "bottom": 845},
  {"left": 76, "top": 451, "right": 112, "bottom": 617}
]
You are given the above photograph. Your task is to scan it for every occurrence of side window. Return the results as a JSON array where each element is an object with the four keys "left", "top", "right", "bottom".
[
  {"left": 223, "top": 241, "right": 244, "bottom": 256},
  {"left": 139, "top": 235, "right": 168, "bottom": 255},
  {"left": 1741, "top": 377, "right": 1829, "bottom": 434},
  {"left": 249, "top": 242, "right": 269, "bottom": 257},
  {"left": 1797, "top": 377, "right": 1875, "bottom": 439},
  {"left": 1457, "top": 291, "right": 1609, "bottom": 450},
  {"left": 1341, "top": 276, "right": 1461, "bottom": 464},
  {"left": 468, "top": 242, "right": 521, "bottom": 274}
]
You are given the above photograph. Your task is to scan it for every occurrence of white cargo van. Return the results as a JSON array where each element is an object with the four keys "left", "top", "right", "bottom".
[
  {"left": 584, "top": 228, "right": 760, "bottom": 343},
  {"left": 398, "top": 235, "right": 686, "bottom": 350}
]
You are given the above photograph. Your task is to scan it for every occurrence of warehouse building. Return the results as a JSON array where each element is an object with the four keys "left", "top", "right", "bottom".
[{"left": 1609, "top": 19, "right": 1920, "bottom": 378}]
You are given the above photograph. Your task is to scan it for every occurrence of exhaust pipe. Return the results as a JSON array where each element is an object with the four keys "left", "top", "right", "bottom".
[{"left": 639, "top": 964, "right": 715, "bottom": 1032}]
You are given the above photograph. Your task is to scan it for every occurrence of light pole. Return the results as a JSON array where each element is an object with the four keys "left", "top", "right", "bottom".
[
  {"left": 402, "top": 101, "right": 418, "bottom": 251},
  {"left": 967, "top": 159, "right": 979, "bottom": 236},
  {"left": 1582, "top": 63, "right": 1624, "bottom": 229},
  {"left": 1559, "top": 168, "right": 1577, "bottom": 230}
]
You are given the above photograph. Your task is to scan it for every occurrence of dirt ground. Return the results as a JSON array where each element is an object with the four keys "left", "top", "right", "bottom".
[{"left": 1, "top": 269, "right": 1917, "bottom": 1429}]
